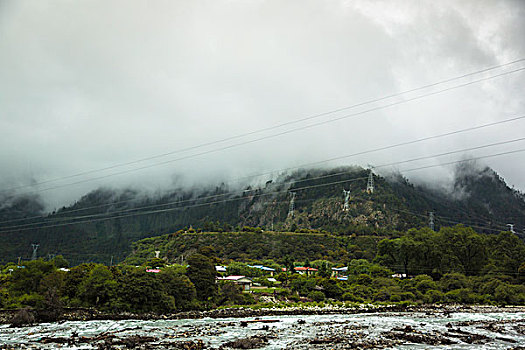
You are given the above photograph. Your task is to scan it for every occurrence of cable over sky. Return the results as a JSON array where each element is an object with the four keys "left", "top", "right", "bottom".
[{"left": 1, "top": 1, "right": 524, "bottom": 209}]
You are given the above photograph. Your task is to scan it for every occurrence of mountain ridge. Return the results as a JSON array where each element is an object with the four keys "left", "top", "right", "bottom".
[{"left": 0, "top": 164, "right": 523, "bottom": 265}]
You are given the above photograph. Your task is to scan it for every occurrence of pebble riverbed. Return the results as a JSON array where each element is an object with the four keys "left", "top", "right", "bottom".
[{"left": 1, "top": 309, "right": 524, "bottom": 349}]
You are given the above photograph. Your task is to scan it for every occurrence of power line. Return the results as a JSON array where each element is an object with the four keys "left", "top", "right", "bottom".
[
  {"left": 398, "top": 148, "right": 525, "bottom": 174},
  {"left": 389, "top": 207, "right": 507, "bottom": 233},
  {"left": 3, "top": 114, "right": 523, "bottom": 227},
  {"left": 3, "top": 58, "right": 523, "bottom": 194},
  {"left": 6, "top": 139, "right": 525, "bottom": 231},
  {"left": 385, "top": 171, "right": 509, "bottom": 229},
  {"left": 5, "top": 65, "right": 525, "bottom": 196},
  {"left": 4, "top": 136, "right": 525, "bottom": 231},
  {"left": 273, "top": 194, "right": 509, "bottom": 233},
  {"left": 286, "top": 193, "right": 509, "bottom": 233},
  {"left": 240, "top": 115, "right": 525, "bottom": 181},
  {"left": 1, "top": 146, "right": 523, "bottom": 234}
]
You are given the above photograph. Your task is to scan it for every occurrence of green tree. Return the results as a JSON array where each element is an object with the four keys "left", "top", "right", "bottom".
[
  {"left": 78, "top": 265, "right": 117, "bottom": 308},
  {"left": 283, "top": 256, "right": 295, "bottom": 276},
  {"left": 8, "top": 259, "right": 55, "bottom": 296},
  {"left": 376, "top": 236, "right": 416, "bottom": 275},
  {"left": 488, "top": 231, "right": 525, "bottom": 277},
  {"left": 50, "top": 255, "right": 69, "bottom": 268},
  {"left": 217, "top": 282, "right": 246, "bottom": 306},
  {"left": 61, "top": 263, "right": 95, "bottom": 303},
  {"left": 116, "top": 269, "right": 173, "bottom": 312},
  {"left": 186, "top": 253, "right": 216, "bottom": 301},
  {"left": 319, "top": 278, "right": 343, "bottom": 299},
  {"left": 159, "top": 269, "right": 196, "bottom": 310},
  {"left": 439, "top": 272, "right": 469, "bottom": 292},
  {"left": 440, "top": 226, "right": 487, "bottom": 275}
]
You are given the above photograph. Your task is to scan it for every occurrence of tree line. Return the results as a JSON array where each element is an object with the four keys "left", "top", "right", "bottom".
[{"left": 1, "top": 225, "right": 524, "bottom": 323}]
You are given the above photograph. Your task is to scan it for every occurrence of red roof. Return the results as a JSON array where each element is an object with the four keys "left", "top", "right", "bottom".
[{"left": 294, "top": 267, "right": 318, "bottom": 271}]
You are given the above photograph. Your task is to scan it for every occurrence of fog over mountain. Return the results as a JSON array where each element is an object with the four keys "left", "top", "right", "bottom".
[{"left": 0, "top": 0, "right": 524, "bottom": 210}]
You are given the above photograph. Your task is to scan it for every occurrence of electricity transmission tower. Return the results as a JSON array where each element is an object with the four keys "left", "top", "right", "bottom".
[
  {"left": 31, "top": 243, "right": 39, "bottom": 261},
  {"left": 366, "top": 168, "right": 374, "bottom": 194},
  {"left": 288, "top": 192, "right": 296, "bottom": 218},
  {"left": 429, "top": 212, "right": 435, "bottom": 231},
  {"left": 507, "top": 223, "right": 515, "bottom": 234},
  {"left": 343, "top": 189, "right": 351, "bottom": 211}
]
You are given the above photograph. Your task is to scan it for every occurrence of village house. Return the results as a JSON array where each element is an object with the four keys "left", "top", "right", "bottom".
[
  {"left": 216, "top": 275, "right": 253, "bottom": 291},
  {"left": 331, "top": 266, "right": 348, "bottom": 278},
  {"left": 247, "top": 264, "right": 276, "bottom": 276},
  {"left": 293, "top": 266, "right": 318, "bottom": 276},
  {"left": 215, "top": 265, "right": 227, "bottom": 273}
]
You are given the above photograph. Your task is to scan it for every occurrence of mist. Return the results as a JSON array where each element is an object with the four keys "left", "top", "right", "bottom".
[{"left": 1, "top": 0, "right": 524, "bottom": 211}]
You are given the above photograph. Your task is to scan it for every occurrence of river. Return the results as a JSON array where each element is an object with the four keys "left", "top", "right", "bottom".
[{"left": 1, "top": 309, "right": 524, "bottom": 349}]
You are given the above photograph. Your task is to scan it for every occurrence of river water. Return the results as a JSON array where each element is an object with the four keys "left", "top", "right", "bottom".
[{"left": 1, "top": 310, "right": 524, "bottom": 349}]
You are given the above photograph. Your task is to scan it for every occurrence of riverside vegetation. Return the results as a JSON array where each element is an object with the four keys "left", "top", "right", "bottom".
[{"left": 1, "top": 225, "right": 524, "bottom": 324}]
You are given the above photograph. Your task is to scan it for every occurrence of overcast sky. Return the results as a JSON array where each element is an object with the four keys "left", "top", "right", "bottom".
[{"left": 1, "top": 0, "right": 524, "bottom": 209}]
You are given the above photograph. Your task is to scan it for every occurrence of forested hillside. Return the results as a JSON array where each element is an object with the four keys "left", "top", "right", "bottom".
[{"left": 0, "top": 165, "right": 524, "bottom": 265}]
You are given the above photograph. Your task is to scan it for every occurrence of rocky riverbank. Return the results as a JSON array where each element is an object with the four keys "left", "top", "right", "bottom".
[
  {"left": 1, "top": 307, "right": 524, "bottom": 349},
  {"left": 1, "top": 304, "right": 524, "bottom": 325}
]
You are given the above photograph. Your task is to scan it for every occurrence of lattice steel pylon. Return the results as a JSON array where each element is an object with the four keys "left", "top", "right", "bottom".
[
  {"left": 507, "top": 223, "right": 515, "bottom": 234},
  {"left": 31, "top": 243, "right": 39, "bottom": 261},
  {"left": 343, "top": 189, "right": 351, "bottom": 211},
  {"left": 366, "top": 168, "right": 374, "bottom": 194},
  {"left": 288, "top": 192, "right": 296, "bottom": 218},
  {"left": 429, "top": 212, "right": 435, "bottom": 231}
]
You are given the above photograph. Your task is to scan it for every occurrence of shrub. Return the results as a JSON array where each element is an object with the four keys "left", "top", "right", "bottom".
[
  {"left": 398, "top": 292, "right": 416, "bottom": 301},
  {"left": 440, "top": 273, "right": 469, "bottom": 292},
  {"left": 414, "top": 275, "right": 438, "bottom": 294},
  {"left": 444, "top": 289, "right": 481, "bottom": 304},
  {"left": 308, "top": 291, "right": 325, "bottom": 302},
  {"left": 348, "top": 284, "right": 372, "bottom": 300},
  {"left": 287, "top": 294, "right": 300, "bottom": 302},
  {"left": 356, "top": 274, "right": 372, "bottom": 285},
  {"left": 369, "top": 265, "right": 393, "bottom": 278},
  {"left": 390, "top": 294, "right": 402, "bottom": 302},
  {"left": 373, "top": 287, "right": 392, "bottom": 302},
  {"left": 372, "top": 277, "right": 397, "bottom": 289},
  {"left": 242, "top": 293, "right": 256, "bottom": 305},
  {"left": 423, "top": 290, "right": 444, "bottom": 304},
  {"left": 16, "top": 293, "right": 44, "bottom": 308},
  {"left": 494, "top": 283, "right": 525, "bottom": 305},
  {"left": 319, "top": 279, "right": 343, "bottom": 299},
  {"left": 342, "top": 292, "right": 363, "bottom": 303}
]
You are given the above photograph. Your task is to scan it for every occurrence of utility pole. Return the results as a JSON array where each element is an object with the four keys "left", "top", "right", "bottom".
[
  {"left": 288, "top": 192, "right": 296, "bottom": 218},
  {"left": 429, "top": 212, "right": 435, "bottom": 231},
  {"left": 366, "top": 168, "right": 374, "bottom": 194},
  {"left": 507, "top": 223, "right": 515, "bottom": 234},
  {"left": 31, "top": 243, "right": 39, "bottom": 261},
  {"left": 343, "top": 189, "right": 351, "bottom": 211}
]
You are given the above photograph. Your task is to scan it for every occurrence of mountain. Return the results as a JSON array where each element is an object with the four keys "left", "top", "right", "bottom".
[{"left": 0, "top": 164, "right": 523, "bottom": 265}]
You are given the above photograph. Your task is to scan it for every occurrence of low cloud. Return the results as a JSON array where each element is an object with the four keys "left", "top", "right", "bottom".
[{"left": 0, "top": 0, "right": 524, "bottom": 210}]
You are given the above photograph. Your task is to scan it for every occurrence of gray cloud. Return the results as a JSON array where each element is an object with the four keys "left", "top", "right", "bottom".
[{"left": 0, "top": 0, "right": 524, "bottom": 210}]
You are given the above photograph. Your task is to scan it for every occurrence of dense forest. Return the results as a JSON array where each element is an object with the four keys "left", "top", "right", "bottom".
[
  {"left": 1, "top": 225, "right": 524, "bottom": 323},
  {"left": 1, "top": 164, "right": 524, "bottom": 265},
  {"left": 128, "top": 225, "right": 525, "bottom": 280}
]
